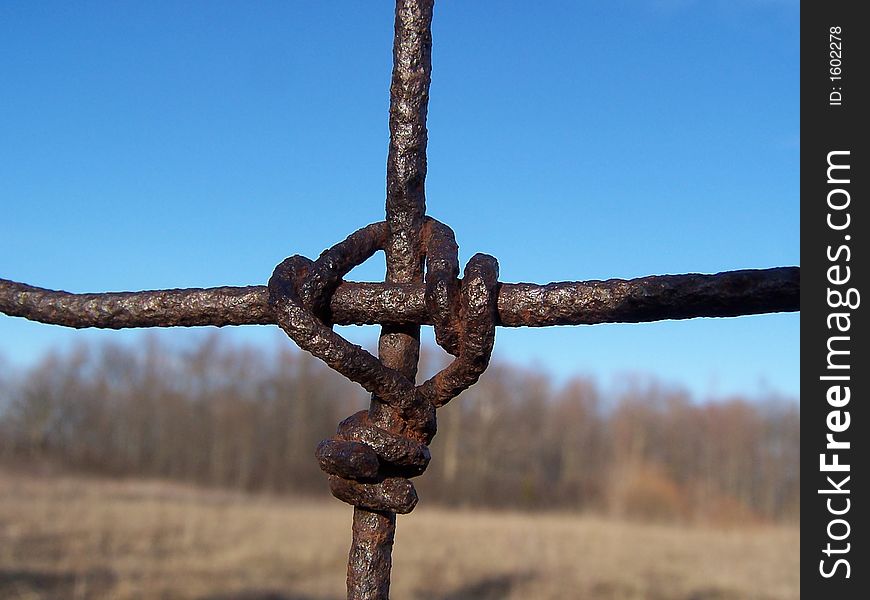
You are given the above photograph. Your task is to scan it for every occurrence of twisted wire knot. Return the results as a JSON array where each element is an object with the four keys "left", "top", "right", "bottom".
[{"left": 268, "top": 218, "right": 498, "bottom": 513}]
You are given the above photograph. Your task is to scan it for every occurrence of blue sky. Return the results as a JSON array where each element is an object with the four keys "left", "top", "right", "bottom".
[{"left": 0, "top": 1, "right": 799, "bottom": 400}]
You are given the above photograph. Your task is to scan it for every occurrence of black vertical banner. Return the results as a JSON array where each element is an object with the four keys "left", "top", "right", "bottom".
[{"left": 802, "top": 2, "right": 868, "bottom": 597}]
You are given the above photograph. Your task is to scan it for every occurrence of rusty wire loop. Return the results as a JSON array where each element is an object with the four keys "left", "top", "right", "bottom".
[{"left": 267, "top": 217, "right": 498, "bottom": 514}]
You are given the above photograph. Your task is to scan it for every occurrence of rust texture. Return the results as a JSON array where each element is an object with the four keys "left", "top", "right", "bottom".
[
  {"left": 0, "top": 1, "right": 802, "bottom": 599},
  {"left": 266, "top": 216, "right": 498, "bottom": 597},
  {"left": 351, "top": 1, "right": 433, "bottom": 597},
  {"left": 0, "top": 267, "right": 800, "bottom": 330}
]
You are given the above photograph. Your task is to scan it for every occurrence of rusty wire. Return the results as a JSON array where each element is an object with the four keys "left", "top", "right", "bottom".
[
  {"left": 0, "top": 268, "right": 799, "bottom": 330},
  {"left": 0, "top": 1, "right": 800, "bottom": 599}
]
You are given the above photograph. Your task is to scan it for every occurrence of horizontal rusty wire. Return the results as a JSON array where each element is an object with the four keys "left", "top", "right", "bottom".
[{"left": 0, "top": 266, "right": 799, "bottom": 330}]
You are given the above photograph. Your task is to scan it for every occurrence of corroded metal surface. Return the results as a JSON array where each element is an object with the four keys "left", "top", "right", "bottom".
[
  {"left": 0, "top": 267, "right": 800, "bottom": 329},
  {"left": 316, "top": 440, "right": 381, "bottom": 481},
  {"left": 355, "top": 0, "right": 435, "bottom": 591},
  {"left": 354, "top": 0, "right": 434, "bottom": 600},
  {"left": 0, "top": 1, "right": 801, "bottom": 598},
  {"left": 496, "top": 266, "right": 802, "bottom": 326},
  {"left": 329, "top": 475, "right": 419, "bottom": 515},
  {"left": 338, "top": 411, "right": 431, "bottom": 473},
  {"left": 266, "top": 212, "right": 499, "bottom": 596},
  {"left": 0, "top": 280, "right": 274, "bottom": 328}
]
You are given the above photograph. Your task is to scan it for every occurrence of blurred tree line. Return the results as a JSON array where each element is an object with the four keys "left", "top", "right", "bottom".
[{"left": 0, "top": 334, "right": 798, "bottom": 523}]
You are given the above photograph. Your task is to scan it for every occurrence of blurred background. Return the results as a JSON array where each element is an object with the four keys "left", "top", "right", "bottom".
[{"left": 1, "top": 1, "right": 798, "bottom": 599}]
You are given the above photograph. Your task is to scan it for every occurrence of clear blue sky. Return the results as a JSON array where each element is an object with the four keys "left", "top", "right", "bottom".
[{"left": 0, "top": 1, "right": 799, "bottom": 400}]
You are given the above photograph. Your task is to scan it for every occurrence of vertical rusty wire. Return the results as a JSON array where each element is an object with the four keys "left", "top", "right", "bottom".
[{"left": 346, "top": 1, "right": 434, "bottom": 598}]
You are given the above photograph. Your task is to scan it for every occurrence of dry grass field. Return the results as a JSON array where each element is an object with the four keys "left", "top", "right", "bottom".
[{"left": 0, "top": 470, "right": 798, "bottom": 600}]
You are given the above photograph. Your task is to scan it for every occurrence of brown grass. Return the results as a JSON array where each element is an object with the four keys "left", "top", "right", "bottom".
[{"left": 0, "top": 470, "right": 798, "bottom": 600}]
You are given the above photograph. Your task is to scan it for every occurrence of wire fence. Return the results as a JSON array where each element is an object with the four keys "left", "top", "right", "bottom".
[{"left": 0, "top": 2, "right": 799, "bottom": 599}]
